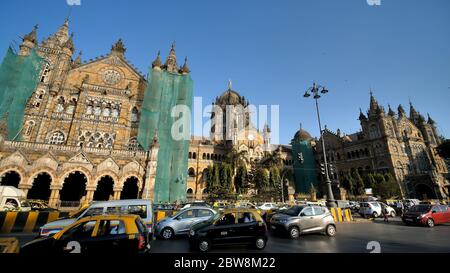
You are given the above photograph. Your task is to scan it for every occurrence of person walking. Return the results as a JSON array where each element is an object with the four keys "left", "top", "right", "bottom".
[{"left": 397, "top": 201, "right": 404, "bottom": 217}]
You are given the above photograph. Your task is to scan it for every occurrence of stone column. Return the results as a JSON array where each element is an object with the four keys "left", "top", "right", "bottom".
[
  {"left": 142, "top": 139, "right": 160, "bottom": 200},
  {"left": 18, "top": 183, "right": 32, "bottom": 197},
  {"left": 85, "top": 186, "right": 96, "bottom": 204},
  {"left": 48, "top": 186, "right": 62, "bottom": 208},
  {"left": 113, "top": 188, "right": 122, "bottom": 200}
]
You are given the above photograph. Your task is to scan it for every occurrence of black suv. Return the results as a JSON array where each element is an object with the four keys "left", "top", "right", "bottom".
[{"left": 188, "top": 209, "right": 268, "bottom": 252}]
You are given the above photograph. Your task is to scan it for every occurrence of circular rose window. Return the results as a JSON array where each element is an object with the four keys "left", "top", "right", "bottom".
[{"left": 102, "top": 69, "right": 122, "bottom": 85}]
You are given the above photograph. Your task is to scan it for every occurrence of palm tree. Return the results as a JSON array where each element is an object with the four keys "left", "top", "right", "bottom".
[{"left": 261, "top": 151, "right": 283, "bottom": 169}]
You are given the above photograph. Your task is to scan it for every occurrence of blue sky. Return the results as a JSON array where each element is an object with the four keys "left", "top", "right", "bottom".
[{"left": 0, "top": 0, "right": 449, "bottom": 144}]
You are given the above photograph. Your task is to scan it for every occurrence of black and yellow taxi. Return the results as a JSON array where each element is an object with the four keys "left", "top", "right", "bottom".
[
  {"left": 21, "top": 214, "right": 150, "bottom": 255},
  {"left": 188, "top": 209, "right": 268, "bottom": 252}
]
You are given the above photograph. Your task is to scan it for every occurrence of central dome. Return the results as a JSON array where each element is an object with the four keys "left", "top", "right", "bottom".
[
  {"left": 215, "top": 80, "right": 247, "bottom": 107},
  {"left": 293, "top": 128, "right": 312, "bottom": 142},
  {"left": 217, "top": 89, "right": 245, "bottom": 106}
]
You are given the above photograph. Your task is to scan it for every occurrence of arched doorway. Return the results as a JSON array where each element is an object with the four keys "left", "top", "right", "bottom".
[
  {"left": 415, "top": 184, "right": 436, "bottom": 200},
  {"left": 0, "top": 171, "right": 21, "bottom": 188},
  {"left": 121, "top": 177, "right": 139, "bottom": 200},
  {"left": 60, "top": 171, "right": 87, "bottom": 202},
  {"left": 93, "top": 176, "right": 114, "bottom": 201},
  {"left": 28, "top": 173, "right": 52, "bottom": 201}
]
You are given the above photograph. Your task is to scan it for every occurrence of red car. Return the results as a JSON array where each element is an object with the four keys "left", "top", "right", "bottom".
[{"left": 402, "top": 204, "right": 450, "bottom": 227}]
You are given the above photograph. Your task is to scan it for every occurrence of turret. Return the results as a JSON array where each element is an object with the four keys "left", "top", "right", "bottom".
[
  {"left": 19, "top": 25, "right": 38, "bottom": 56},
  {"left": 179, "top": 57, "right": 190, "bottom": 74},
  {"left": 110, "top": 39, "right": 126, "bottom": 58},
  {"left": 163, "top": 42, "right": 178, "bottom": 73},
  {"left": 152, "top": 51, "right": 162, "bottom": 70}
]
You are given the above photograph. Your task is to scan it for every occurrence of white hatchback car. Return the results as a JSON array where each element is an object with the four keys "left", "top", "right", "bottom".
[
  {"left": 259, "top": 203, "right": 278, "bottom": 211},
  {"left": 359, "top": 202, "right": 396, "bottom": 218}
]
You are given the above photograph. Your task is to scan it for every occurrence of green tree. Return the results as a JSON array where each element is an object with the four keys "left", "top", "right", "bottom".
[
  {"left": 234, "top": 164, "right": 248, "bottom": 194},
  {"left": 342, "top": 174, "right": 354, "bottom": 196},
  {"left": 353, "top": 171, "right": 365, "bottom": 196},
  {"left": 363, "top": 173, "right": 376, "bottom": 189}
]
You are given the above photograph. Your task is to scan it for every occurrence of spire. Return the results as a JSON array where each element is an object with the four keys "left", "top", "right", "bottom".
[
  {"left": 111, "top": 39, "right": 126, "bottom": 57},
  {"left": 388, "top": 104, "right": 396, "bottom": 117},
  {"left": 398, "top": 104, "right": 406, "bottom": 117},
  {"left": 228, "top": 79, "right": 233, "bottom": 91},
  {"left": 409, "top": 100, "right": 419, "bottom": 120},
  {"left": 368, "top": 91, "right": 381, "bottom": 117},
  {"left": 152, "top": 51, "right": 162, "bottom": 69},
  {"left": 180, "top": 57, "right": 190, "bottom": 74},
  {"left": 164, "top": 42, "right": 178, "bottom": 73},
  {"left": 54, "top": 18, "right": 69, "bottom": 44},
  {"left": 19, "top": 24, "right": 38, "bottom": 56},
  {"left": 359, "top": 108, "right": 367, "bottom": 120},
  {"left": 263, "top": 122, "right": 271, "bottom": 133},
  {"left": 63, "top": 32, "right": 75, "bottom": 52},
  {"left": 23, "top": 24, "right": 38, "bottom": 44},
  {"left": 73, "top": 51, "right": 82, "bottom": 67},
  {"left": 427, "top": 113, "right": 436, "bottom": 125}
]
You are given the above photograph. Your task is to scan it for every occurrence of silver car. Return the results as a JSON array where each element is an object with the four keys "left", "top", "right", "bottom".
[
  {"left": 155, "top": 207, "right": 217, "bottom": 239},
  {"left": 270, "top": 205, "right": 336, "bottom": 239}
]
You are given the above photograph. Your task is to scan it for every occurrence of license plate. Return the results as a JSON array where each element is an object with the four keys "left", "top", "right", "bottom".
[
  {"left": 271, "top": 225, "right": 277, "bottom": 230},
  {"left": 405, "top": 219, "right": 413, "bottom": 222}
]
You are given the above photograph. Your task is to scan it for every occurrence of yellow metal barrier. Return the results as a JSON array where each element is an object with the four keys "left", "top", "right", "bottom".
[
  {"left": 329, "top": 208, "right": 353, "bottom": 222},
  {"left": 0, "top": 211, "right": 70, "bottom": 234}
]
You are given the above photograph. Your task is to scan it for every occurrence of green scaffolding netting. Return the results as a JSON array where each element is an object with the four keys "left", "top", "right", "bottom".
[
  {"left": 0, "top": 47, "right": 44, "bottom": 140},
  {"left": 292, "top": 140, "right": 318, "bottom": 194},
  {"left": 138, "top": 69, "right": 193, "bottom": 203}
]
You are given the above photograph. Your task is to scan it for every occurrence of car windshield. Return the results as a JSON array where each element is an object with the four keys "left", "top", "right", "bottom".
[
  {"left": 70, "top": 207, "right": 88, "bottom": 219},
  {"left": 409, "top": 205, "right": 432, "bottom": 213},
  {"left": 283, "top": 206, "right": 303, "bottom": 216}
]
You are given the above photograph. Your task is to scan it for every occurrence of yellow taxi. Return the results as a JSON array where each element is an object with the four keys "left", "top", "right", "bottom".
[{"left": 21, "top": 214, "right": 150, "bottom": 255}]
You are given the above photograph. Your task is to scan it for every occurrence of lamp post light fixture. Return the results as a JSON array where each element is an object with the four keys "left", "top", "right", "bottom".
[{"left": 303, "top": 83, "right": 336, "bottom": 208}]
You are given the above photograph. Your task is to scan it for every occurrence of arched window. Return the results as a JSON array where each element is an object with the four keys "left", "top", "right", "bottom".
[
  {"left": 369, "top": 124, "right": 380, "bottom": 139},
  {"left": 188, "top": 168, "right": 196, "bottom": 177},
  {"left": 187, "top": 188, "right": 194, "bottom": 194},
  {"left": 86, "top": 102, "right": 93, "bottom": 115},
  {"left": 131, "top": 107, "right": 139, "bottom": 123},
  {"left": 25, "top": 121, "right": 35, "bottom": 136},
  {"left": 193, "top": 153, "right": 197, "bottom": 159},
  {"left": 102, "top": 104, "right": 111, "bottom": 117},
  {"left": 127, "top": 138, "right": 139, "bottom": 151},
  {"left": 56, "top": 97, "right": 65, "bottom": 113},
  {"left": 48, "top": 131, "right": 65, "bottom": 145},
  {"left": 40, "top": 62, "right": 51, "bottom": 83}
]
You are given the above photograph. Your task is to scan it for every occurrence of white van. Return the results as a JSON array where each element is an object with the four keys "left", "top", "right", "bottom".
[
  {"left": 39, "top": 199, "right": 153, "bottom": 237},
  {"left": 0, "top": 186, "right": 32, "bottom": 212}
]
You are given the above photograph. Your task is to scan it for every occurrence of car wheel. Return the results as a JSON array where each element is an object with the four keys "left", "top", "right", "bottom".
[
  {"left": 161, "top": 227, "right": 174, "bottom": 240},
  {"left": 326, "top": 225, "right": 336, "bottom": 237},
  {"left": 390, "top": 211, "right": 396, "bottom": 217},
  {"left": 255, "top": 237, "right": 266, "bottom": 250},
  {"left": 198, "top": 239, "right": 210, "bottom": 252},
  {"left": 289, "top": 226, "right": 300, "bottom": 239},
  {"left": 372, "top": 212, "right": 379, "bottom": 218},
  {"left": 426, "top": 218, "right": 435, "bottom": 228}
]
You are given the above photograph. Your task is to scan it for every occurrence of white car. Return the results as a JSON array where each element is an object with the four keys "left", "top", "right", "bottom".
[
  {"left": 359, "top": 202, "right": 396, "bottom": 218},
  {"left": 258, "top": 203, "right": 278, "bottom": 211}
]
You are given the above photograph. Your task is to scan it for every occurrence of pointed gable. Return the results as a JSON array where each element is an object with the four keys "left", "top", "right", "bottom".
[{"left": 0, "top": 151, "right": 29, "bottom": 168}]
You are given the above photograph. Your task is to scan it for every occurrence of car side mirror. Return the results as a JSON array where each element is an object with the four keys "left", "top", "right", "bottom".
[
  {"left": 300, "top": 213, "right": 306, "bottom": 217},
  {"left": 432, "top": 211, "right": 437, "bottom": 214}
]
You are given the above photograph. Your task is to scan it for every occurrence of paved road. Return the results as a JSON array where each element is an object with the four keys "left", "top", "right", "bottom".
[{"left": 2, "top": 218, "right": 450, "bottom": 253}]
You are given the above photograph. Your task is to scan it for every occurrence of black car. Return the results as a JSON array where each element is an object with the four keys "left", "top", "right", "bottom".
[
  {"left": 20, "top": 215, "right": 150, "bottom": 255},
  {"left": 188, "top": 209, "right": 268, "bottom": 252}
]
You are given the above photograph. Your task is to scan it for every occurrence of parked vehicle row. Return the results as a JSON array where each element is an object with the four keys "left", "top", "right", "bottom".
[{"left": 402, "top": 204, "right": 450, "bottom": 227}]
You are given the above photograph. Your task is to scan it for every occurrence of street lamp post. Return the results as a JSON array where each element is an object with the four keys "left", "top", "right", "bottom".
[{"left": 303, "top": 83, "right": 336, "bottom": 208}]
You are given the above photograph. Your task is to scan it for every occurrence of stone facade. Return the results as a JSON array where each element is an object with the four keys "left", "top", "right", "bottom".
[
  {"left": 186, "top": 84, "right": 293, "bottom": 200},
  {"left": 0, "top": 20, "right": 163, "bottom": 208},
  {"left": 315, "top": 93, "right": 449, "bottom": 200}
]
